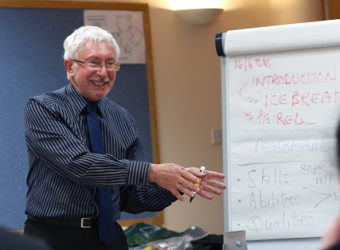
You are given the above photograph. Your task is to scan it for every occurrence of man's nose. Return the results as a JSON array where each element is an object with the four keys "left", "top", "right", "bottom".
[{"left": 96, "top": 63, "right": 109, "bottom": 76}]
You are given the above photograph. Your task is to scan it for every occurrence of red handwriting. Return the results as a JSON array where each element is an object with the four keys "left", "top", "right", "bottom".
[
  {"left": 292, "top": 90, "right": 340, "bottom": 107},
  {"left": 235, "top": 57, "right": 253, "bottom": 71},
  {"left": 252, "top": 68, "right": 336, "bottom": 87},
  {"left": 255, "top": 59, "right": 271, "bottom": 68},
  {"left": 239, "top": 84, "right": 258, "bottom": 105},
  {"left": 235, "top": 57, "right": 272, "bottom": 71},
  {"left": 264, "top": 89, "right": 340, "bottom": 107},
  {"left": 235, "top": 61, "right": 338, "bottom": 126},
  {"left": 256, "top": 110, "right": 315, "bottom": 126}
]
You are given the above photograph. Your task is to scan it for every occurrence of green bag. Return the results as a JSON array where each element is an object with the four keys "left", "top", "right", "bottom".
[{"left": 124, "top": 222, "right": 181, "bottom": 247}]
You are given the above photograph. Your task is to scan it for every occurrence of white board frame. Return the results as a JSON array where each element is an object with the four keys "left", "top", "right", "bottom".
[{"left": 218, "top": 19, "right": 340, "bottom": 250}]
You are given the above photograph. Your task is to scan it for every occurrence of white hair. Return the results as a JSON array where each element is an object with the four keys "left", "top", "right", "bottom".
[{"left": 63, "top": 26, "right": 120, "bottom": 79}]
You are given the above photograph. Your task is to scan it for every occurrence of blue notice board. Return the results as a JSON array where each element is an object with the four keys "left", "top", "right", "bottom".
[{"left": 0, "top": 3, "right": 159, "bottom": 230}]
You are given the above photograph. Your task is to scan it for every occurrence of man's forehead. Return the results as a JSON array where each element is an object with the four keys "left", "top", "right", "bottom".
[{"left": 78, "top": 40, "right": 117, "bottom": 58}]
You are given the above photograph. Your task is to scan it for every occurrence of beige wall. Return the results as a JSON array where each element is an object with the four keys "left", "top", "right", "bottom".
[
  {"left": 269, "top": 0, "right": 323, "bottom": 25},
  {"left": 38, "top": 0, "right": 324, "bottom": 234}
]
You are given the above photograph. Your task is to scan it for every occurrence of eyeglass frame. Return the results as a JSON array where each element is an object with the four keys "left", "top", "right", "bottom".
[{"left": 71, "top": 59, "right": 121, "bottom": 71}]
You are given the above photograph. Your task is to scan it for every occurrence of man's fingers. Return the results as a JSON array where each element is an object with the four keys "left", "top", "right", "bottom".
[
  {"left": 177, "top": 181, "right": 198, "bottom": 197},
  {"left": 206, "top": 170, "right": 225, "bottom": 180},
  {"left": 197, "top": 190, "right": 213, "bottom": 200},
  {"left": 149, "top": 163, "right": 225, "bottom": 201},
  {"left": 201, "top": 184, "right": 223, "bottom": 195},
  {"left": 171, "top": 185, "right": 194, "bottom": 201},
  {"left": 174, "top": 190, "right": 185, "bottom": 201},
  {"left": 204, "top": 178, "right": 227, "bottom": 189},
  {"left": 181, "top": 168, "right": 200, "bottom": 184}
]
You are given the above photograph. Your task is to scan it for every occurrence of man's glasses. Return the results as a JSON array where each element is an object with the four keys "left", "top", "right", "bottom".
[{"left": 72, "top": 59, "right": 121, "bottom": 71}]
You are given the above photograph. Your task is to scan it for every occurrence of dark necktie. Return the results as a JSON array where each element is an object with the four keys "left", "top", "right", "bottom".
[{"left": 86, "top": 101, "right": 115, "bottom": 244}]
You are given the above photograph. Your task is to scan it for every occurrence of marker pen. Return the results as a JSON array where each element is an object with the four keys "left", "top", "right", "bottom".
[{"left": 190, "top": 166, "right": 206, "bottom": 203}]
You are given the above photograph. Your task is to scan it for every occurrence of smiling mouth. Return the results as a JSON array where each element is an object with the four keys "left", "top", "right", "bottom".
[{"left": 91, "top": 80, "right": 107, "bottom": 87}]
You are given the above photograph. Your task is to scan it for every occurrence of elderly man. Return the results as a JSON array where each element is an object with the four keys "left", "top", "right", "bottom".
[{"left": 23, "top": 26, "right": 226, "bottom": 250}]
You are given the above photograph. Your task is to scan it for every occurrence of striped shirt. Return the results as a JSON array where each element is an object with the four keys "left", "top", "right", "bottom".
[{"left": 25, "top": 83, "right": 176, "bottom": 221}]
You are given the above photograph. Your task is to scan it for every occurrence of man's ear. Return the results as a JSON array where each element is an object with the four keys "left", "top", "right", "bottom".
[{"left": 64, "top": 59, "right": 75, "bottom": 77}]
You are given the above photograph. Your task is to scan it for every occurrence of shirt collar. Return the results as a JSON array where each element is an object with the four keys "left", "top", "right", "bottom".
[{"left": 65, "top": 83, "right": 104, "bottom": 116}]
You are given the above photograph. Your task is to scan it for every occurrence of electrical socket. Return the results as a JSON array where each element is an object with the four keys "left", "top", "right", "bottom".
[{"left": 211, "top": 129, "right": 222, "bottom": 144}]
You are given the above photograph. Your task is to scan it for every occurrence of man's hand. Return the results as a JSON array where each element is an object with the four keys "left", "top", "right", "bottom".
[
  {"left": 186, "top": 167, "right": 226, "bottom": 200},
  {"left": 149, "top": 163, "right": 200, "bottom": 201},
  {"left": 321, "top": 213, "right": 340, "bottom": 250}
]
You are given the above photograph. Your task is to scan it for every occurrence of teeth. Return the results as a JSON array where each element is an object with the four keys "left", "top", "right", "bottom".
[{"left": 92, "top": 80, "right": 106, "bottom": 87}]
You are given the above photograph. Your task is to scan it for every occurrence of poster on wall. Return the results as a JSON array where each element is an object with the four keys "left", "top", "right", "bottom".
[{"left": 84, "top": 10, "right": 146, "bottom": 64}]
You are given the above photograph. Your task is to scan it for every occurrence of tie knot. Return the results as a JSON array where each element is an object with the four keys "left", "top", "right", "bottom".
[{"left": 86, "top": 102, "right": 99, "bottom": 113}]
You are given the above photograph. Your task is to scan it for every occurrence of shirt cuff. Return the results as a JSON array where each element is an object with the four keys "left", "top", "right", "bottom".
[{"left": 127, "top": 161, "right": 150, "bottom": 186}]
